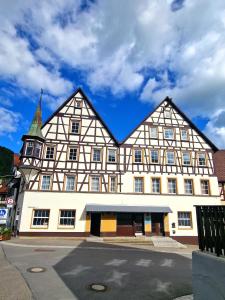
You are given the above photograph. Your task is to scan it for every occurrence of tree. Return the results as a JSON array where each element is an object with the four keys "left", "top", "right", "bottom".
[{"left": 0, "top": 146, "right": 14, "bottom": 176}]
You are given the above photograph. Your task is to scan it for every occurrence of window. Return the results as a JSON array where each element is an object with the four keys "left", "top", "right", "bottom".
[
  {"left": 66, "top": 176, "right": 75, "bottom": 191},
  {"left": 75, "top": 100, "right": 82, "bottom": 108},
  {"left": 109, "top": 176, "right": 117, "bottom": 192},
  {"left": 32, "top": 209, "right": 50, "bottom": 227},
  {"left": 201, "top": 180, "right": 210, "bottom": 195},
  {"left": 41, "top": 175, "right": 51, "bottom": 190},
  {"left": 25, "top": 141, "right": 34, "bottom": 156},
  {"left": 34, "top": 143, "right": 42, "bottom": 158},
  {"left": 134, "top": 149, "right": 142, "bottom": 163},
  {"left": 184, "top": 179, "right": 193, "bottom": 194},
  {"left": 59, "top": 210, "right": 75, "bottom": 226},
  {"left": 181, "top": 129, "right": 188, "bottom": 141},
  {"left": 178, "top": 212, "right": 192, "bottom": 228},
  {"left": 152, "top": 178, "right": 160, "bottom": 193},
  {"left": 69, "top": 148, "right": 78, "bottom": 161},
  {"left": 164, "top": 109, "right": 171, "bottom": 118},
  {"left": 92, "top": 148, "right": 101, "bottom": 162},
  {"left": 91, "top": 176, "right": 101, "bottom": 192},
  {"left": 150, "top": 150, "right": 159, "bottom": 164},
  {"left": 71, "top": 120, "right": 80, "bottom": 134},
  {"left": 149, "top": 127, "right": 158, "bottom": 139},
  {"left": 166, "top": 151, "right": 175, "bottom": 165},
  {"left": 164, "top": 128, "right": 174, "bottom": 139},
  {"left": 108, "top": 149, "right": 116, "bottom": 163},
  {"left": 134, "top": 177, "right": 144, "bottom": 193},
  {"left": 198, "top": 153, "right": 206, "bottom": 166},
  {"left": 168, "top": 178, "right": 177, "bottom": 194},
  {"left": 45, "top": 146, "right": 55, "bottom": 159},
  {"left": 182, "top": 152, "right": 191, "bottom": 165}
]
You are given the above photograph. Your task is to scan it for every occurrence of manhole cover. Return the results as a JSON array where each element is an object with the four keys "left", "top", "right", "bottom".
[
  {"left": 89, "top": 283, "right": 107, "bottom": 292},
  {"left": 27, "top": 267, "right": 46, "bottom": 273}
]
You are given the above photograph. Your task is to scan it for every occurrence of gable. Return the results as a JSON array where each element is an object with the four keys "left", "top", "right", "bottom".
[
  {"left": 122, "top": 98, "right": 217, "bottom": 151},
  {"left": 42, "top": 88, "right": 118, "bottom": 146}
]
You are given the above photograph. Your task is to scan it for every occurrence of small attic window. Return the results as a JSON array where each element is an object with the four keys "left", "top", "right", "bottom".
[
  {"left": 75, "top": 99, "right": 82, "bottom": 108},
  {"left": 164, "top": 109, "right": 171, "bottom": 119}
]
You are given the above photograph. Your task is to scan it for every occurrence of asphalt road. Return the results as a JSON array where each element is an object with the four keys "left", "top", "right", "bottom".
[{"left": 3, "top": 241, "right": 192, "bottom": 300}]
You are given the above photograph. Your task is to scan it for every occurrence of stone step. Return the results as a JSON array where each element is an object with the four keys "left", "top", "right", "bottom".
[{"left": 151, "top": 236, "right": 186, "bottom": 248}]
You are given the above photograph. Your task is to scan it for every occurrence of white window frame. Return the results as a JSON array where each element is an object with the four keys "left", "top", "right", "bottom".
[
  {"left": 166, "top": 151, "right": 175, "bottom": 165},
  {"left": 41, "top": 175, "right": 51, "bottom": 190},
  {"left": 134, "top": 177, "right": 144, "bottom": 193},
  {"left": 182, "top": 152, "right": 191, "bottom": 166},
  {"left": 65, "top": 175, "right": 76, "bottom": 191},
  {"left": 59, "top": 210, "right": 76, "bottom": 227},
  {"left": 178, "top": 212, "right": 192, "bottom": 228},
  {"left": 71, "top": 120, "right": 81, "bottom": 134},
  {"left": 32, "top": 209, "right": 50, "bottom": 228},
  {"left": 107, "top": 149, "right": 117, "bottom": 163},
  {"left": 109, "top": 176, "right": 117, "bottom": 193},
  {"left": 181, "top": 129, "right": 188, "bottom": 141},
  {"left": 90, "top": 176, "right": 101, "bottom": 192},
  {"left": 198, "top": 153, "right": 206, "bottom": 166},
  {"left": 201, "top": 180, "right": 210, "bottom": 195},
  {"left": 134, "top": 149, "right": 143, "bottom": 163},
  {"left": 184, "top": 179, "right": 193, "bottom": 195},
  {"left": 92, "top": 148, "right": 102, "bottom": 162},
  {"left": 151, "top": 178, "right": 160, "bottom": 194},
  {"left": 164, "top": 128, "right": 174, "bottom": 140},
  {"left": 45, "top": 146, "right": 55, "bottom": 160},
  {"left": 168, "top": 178, "right": 177, "bottom": 194},
  {"left": 164, "top": 109, "right": 171, "bottom": 119},
  {"left": 149, "top": 127, "right": 158, "bottom": 139},
  {"left": 68, "top": 147, "right": 78, "bottom": 161},
  {"left": 150, "top": 150, "right": 159, "bottom": 164}
]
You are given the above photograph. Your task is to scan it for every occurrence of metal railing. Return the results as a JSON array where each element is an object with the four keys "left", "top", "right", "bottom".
[{"left": 196, "top": 206, "right": 225, "bottom": 257}]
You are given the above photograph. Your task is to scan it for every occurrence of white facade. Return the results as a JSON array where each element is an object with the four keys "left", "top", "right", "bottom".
[{"left": 17, "top": 88, "right": 221, "bottom": 241}]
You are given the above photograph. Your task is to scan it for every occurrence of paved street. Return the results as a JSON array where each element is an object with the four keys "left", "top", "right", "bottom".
[{"left": 1, "top": 240, "right": 192, "bottom": 300}]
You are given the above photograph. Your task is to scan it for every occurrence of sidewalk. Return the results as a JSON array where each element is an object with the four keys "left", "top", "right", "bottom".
[{"left": 0, "top": 245, "right": 32, "bottom": 300}]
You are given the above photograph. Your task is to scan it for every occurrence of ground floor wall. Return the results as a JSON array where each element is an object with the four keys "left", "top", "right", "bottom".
[{"left": 17, "top": 191, "right": 221, "bottom": 244}]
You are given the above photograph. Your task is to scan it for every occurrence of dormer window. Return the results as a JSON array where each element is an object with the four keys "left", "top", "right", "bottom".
[{"left": 25, "top": 142, "right": 34, "bottom": 156}]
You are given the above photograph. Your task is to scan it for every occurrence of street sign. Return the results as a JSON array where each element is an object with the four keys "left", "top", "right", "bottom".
[
  {"left": 0, "top": 208, "right": 8, "bottom": 224},
  {"left": 6, "top": 198, "right": 14, "bottom": 205}
]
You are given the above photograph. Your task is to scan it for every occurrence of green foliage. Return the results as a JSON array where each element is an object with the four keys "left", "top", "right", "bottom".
[
  {"left": 0, "top": 146, "right": 13, "bottom": 176},
  {"left": 0, "top": 226, "right": 12, "bottom": 236}
]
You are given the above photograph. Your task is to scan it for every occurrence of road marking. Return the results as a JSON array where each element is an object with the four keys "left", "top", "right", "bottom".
[
  {"left": 136, "top": 259, "right": 152, "bottom": 267},
  {"left": 105, "top": 259, "right": 127, "bottom": 266},
  {"left": 106, "top": 270, "right": 128, "bottom": 287},
  {"left": 160, "top": 258, "right": 174, "bottom": 267},
  {"left": 62, "top": 265, "right": 91, "bottom": 276},
  {"left": 154, "top": 279, "right": 172, "bottom": 294}
]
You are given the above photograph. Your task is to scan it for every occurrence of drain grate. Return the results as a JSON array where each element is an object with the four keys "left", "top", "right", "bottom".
[
  {"left": 27, "top": 267, "right": 46, "bottom": 273},
  {"left": 88, "top": 283, "right": 107, "bottom": 292}
]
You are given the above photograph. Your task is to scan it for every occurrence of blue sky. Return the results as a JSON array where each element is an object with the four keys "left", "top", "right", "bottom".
[{"left": 0, "top": 0, "right": 225, "bottom": 153}]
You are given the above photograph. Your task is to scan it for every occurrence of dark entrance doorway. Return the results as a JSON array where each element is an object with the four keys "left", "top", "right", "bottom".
[
  {"left": 117, "top": 213, "right": 144, "bottom": 236},
  {"left": 90, "top": 213, "right": 101, "bottom": 236},
  {"left": 151, "top": 213, "right": 164, "bottom": 236}
]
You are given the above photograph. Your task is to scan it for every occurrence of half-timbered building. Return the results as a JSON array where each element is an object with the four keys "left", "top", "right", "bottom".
[{"left": 17, "top": 88, "right": 222, "bottom": 243}]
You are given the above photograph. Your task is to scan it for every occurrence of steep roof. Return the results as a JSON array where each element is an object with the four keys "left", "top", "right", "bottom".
[
  {"left": 42, "top": 87, "right": 119, "bottom": 145},
  {"left": 213, "top": 150, "right": 225, "bottom": 182},
  {"left": 27, "top": 92, "right": 44, "bottom": 140},
  {"left": 120, "top": 96, "right": 218, "bottom": 152}
]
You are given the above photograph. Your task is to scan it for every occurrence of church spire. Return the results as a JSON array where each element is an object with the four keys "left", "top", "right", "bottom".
[{"left": 27, "top": 89, "right": 44, "bottom": 140}]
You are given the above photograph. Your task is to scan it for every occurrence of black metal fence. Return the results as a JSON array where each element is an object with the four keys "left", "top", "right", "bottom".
[{"left": 196, "top": 206, "right": 225, "bottom": 257}]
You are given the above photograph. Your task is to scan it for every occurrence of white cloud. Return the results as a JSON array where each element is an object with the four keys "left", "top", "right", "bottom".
[
  {"left": 0, "top": 107, "right": 21, "bottom": 135},
  {"left": 1, "top": 0, "right": 225, "bottom": 145}
]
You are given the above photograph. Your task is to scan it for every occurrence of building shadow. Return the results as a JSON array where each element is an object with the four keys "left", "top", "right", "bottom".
[{"left": 53, "top": 241, "right": 192, "bottom": 300}]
